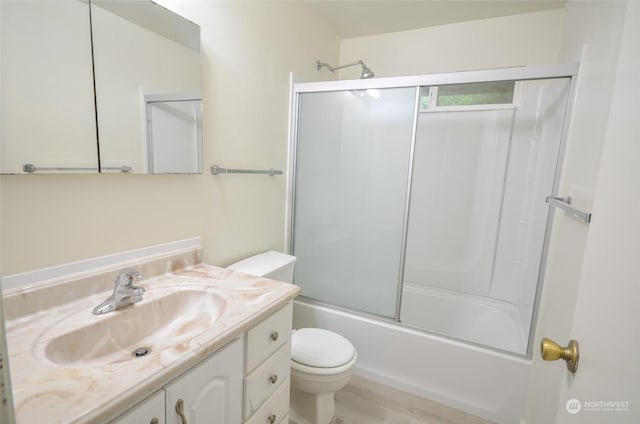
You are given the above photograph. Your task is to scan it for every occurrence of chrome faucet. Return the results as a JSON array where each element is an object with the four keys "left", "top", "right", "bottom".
[{"left": 92, "top": 268, "right": 145, "bottom": 315}]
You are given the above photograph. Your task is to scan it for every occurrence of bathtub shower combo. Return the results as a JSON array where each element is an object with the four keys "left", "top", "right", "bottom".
[{"left": 287, "top": 65, "right": 577, "bottom": 422}]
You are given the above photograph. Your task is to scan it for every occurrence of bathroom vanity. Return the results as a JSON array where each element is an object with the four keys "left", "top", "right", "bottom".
[
  {"left": 2, "top": 246, "right": 299, "bottom": 423},
  {"left": 112, "top": 303, "right": 293, "bottom": 424}
]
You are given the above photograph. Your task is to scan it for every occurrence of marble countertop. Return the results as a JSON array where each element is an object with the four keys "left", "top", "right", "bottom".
[{"left": 4, "top": 262, "right": 300, "bottom": 424}]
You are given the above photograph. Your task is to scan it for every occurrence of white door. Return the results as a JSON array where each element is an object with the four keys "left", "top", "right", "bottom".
[
  {"left": 145, "top": 95, "right": 202, "bottom": 174},
  {"left": 551, "top": 4, "right": 640, "bottom": 422}
]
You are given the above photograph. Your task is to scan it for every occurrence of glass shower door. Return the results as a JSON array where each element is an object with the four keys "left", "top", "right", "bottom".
[
  {"left": 401, "top": 78, "right": 571, "bottom": 354},
  {"left": 292, "top": 87, "right": 416, "bottom": 318}
]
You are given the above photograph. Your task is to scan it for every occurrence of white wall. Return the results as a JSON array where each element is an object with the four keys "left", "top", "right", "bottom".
[
  {"left": 338, "top": 9, "right": 564, "bottom": 79},
  {"left": 0, "top": 1, "right": 340, "bottom": 275}
]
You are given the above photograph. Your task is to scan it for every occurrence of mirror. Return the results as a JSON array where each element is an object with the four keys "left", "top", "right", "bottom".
[
  {"left": 0, "top": 0, "right": 99, "bottom": 174},
  {"left": 0, "top": 0, "right": 202, "bottom": 174},
  {"left": 91, "top": 0, "right": 202, "bottom": 174}
]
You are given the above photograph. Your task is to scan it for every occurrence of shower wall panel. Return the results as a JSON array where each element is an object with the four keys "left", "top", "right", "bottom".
[{"left": 403, "top": 109, "right": 514, "bottom": 297}]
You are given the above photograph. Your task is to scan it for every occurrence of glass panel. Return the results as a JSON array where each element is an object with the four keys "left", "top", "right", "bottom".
[
  {"left": 293, "top": 87, "right": 416, "bottom": 317},
  {"left": 436, "top": 81, "right": 515, "bottom": 107},
  {"left": 401, "top": 78, "right": 570, "bottom": 354}
]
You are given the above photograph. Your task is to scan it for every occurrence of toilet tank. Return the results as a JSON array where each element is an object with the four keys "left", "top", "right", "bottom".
[{"left": 227, "top": 251, "right": 296, "bottom": 283}]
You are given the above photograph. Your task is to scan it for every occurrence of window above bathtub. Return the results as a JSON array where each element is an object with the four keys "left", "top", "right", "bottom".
[{"left": 419, "top": 81, "right": 518, "bottom": 112}]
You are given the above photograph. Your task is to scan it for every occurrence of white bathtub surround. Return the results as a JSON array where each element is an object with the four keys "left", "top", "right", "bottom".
[
  {"left": 334, "top": 375, "right": 494, "bottom": 424},
  {"left": 293, "top": 300, "right": 528, "bottom": 424},
  {"left": 400, "top": 284, "right": 527, "bottom": 354},
  {"left": 3, "top": 247, "right": 300, "bottom": 423},
  {"left": 401, "top": 78, "right": 571, "bottom": 355}
]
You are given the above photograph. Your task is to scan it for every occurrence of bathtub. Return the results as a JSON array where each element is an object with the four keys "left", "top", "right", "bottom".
[
  {"left": 400, "top": 282, "right": 529, "bottom": 355},
  {"left": 293, "top": 299, "right": 531, "bottom": 424}
]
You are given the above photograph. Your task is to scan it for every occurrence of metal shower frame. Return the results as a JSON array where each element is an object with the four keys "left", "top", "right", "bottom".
[{"left": 285, "top": 63, "right": 580, "bottom": 358}]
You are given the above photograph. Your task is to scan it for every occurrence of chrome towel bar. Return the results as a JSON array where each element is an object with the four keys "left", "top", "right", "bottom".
[
  {"left": 210, "top": 164, "right": 282, "bottom": 176},
  {"left": 23, "top": 163, "right": 131, "bottom": 173},
  {"left": 546, "top": 196, "right": 591, "bottom": 223}
]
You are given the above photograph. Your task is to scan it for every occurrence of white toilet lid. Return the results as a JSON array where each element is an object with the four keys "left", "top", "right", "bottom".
[{"left": 291, "top": 328, "right": 356, "bottom": 368}]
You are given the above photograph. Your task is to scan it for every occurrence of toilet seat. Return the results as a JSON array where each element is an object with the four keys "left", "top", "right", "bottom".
[
  {"left": 291, "top": 351, "right": 358, "bottom": 376},
  {"left": 291, "top": 328, "right": 356, "bottom": 370}
]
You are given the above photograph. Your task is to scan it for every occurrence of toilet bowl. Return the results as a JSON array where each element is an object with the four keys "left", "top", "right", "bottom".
[
  {"left": 227, "top": 251, "right": 357, "bottom": 424},
  {"left": 290, "top": 328, "right": 357, "bottom": 424}
]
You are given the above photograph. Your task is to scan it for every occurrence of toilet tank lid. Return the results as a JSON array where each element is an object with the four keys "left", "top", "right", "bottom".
[
  {"left": 227, "top": 251, "right": 296, "bottom": 277},
  {"left": 291, "top": 328, "right": 356, "bottom": 368}
]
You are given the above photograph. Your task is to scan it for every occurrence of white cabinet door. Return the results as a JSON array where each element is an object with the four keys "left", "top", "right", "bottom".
[
  {"left": 111, "top": 390, "right": 165, "bottom": 424},
  {"left": 165, "top": 338, "right": 243, "bottom": 424}
]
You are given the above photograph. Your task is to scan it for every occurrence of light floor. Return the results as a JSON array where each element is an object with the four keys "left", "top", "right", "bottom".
[{"left": 331, "top": 375, "right": 496, "bottom": 424}]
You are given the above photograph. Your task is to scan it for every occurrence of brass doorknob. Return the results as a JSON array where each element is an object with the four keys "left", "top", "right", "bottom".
[{"left": 541, "top": 338, "right": 579, "bottom": 374}]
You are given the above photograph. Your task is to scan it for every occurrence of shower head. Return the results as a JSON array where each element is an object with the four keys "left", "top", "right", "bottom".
[
  {"left": 315, "top": 59, "right": 375, "bottom": 79},
  {"left": 360, "top": 63, "right": 375, "bottom": 79}
]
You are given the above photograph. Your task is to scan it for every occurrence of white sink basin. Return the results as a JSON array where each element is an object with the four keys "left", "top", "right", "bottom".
[{"left": 45, "top": 290, "right": 225, "bottom": 366}]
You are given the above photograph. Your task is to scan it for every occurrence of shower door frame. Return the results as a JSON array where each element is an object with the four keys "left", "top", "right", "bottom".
[{"left": 286, "top": 63, "right": 580, "bottom": 358}]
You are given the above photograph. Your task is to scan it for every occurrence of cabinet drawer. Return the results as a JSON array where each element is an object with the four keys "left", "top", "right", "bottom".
[
  {"left": 246, "top": 379, "right": 290, "bottom": 424},
  {"left": 244, "top": 342, "right": 291, "bottom": 418},
  {"left": 246, "top": 302, "right": 292, "bottom": 372}
]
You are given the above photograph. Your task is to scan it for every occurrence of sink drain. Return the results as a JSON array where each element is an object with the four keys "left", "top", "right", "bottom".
[{"left": 132, "top": 346, "right": 151, "bottom": 357}]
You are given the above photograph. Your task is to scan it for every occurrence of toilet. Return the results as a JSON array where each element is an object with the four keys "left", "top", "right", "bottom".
[{"left": 228, "top": 251, "right": 357, "bottom": 424}]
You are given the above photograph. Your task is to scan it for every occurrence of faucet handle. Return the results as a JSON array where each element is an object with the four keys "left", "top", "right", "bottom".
[{"left": 115, "top": 268, "right": 144, "bottom": 287}]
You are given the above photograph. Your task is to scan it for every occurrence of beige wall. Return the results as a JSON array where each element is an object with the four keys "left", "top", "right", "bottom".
[
  {"left": 338, "top": 9, "right": 564, "bottom": 79},
  {"left": 0, "top": 1, "right": 339, "bottom": 275},
  {"left": 0, "top": 5, "right": 569, "bottom": 277}
]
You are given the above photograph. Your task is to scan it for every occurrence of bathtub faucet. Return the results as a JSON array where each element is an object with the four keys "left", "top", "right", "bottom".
[{"left": 92, "top": 268, "right": 145, "bottom": 315}]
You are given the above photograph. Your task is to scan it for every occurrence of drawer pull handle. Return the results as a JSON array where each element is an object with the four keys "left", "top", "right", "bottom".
[
  {"left": 269, "top": 373, "right": 278, "bottom": 384},
  {"left": 270, "top": 331, "right": 279, "bottom": 341},
  {"left": 268, "top": 414, "right": 277, "bottom": 423},
  {"left": 150, "top": 419, "right": 159, "bottom": 424},
  {"left": 176, "top": 399, "right": 188, "bottom": 424}
]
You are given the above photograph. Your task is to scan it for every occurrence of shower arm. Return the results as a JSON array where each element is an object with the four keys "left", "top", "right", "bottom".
[{"left": 315, "top": 60, "right": 364, "bottom": 73}]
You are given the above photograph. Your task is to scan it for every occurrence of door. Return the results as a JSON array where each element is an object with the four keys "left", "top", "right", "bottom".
[
  {"left": 144, "top": 95, "right": 202, "bottom": 174},
  {"left": 292, "top": 87, "right": 417, "bottom": 318},
  {"left": 552, "top": 4, "right": 640, "bottom": 422},
  {"left": 532, "top": 4, "right": 640, "bottom": 423}
]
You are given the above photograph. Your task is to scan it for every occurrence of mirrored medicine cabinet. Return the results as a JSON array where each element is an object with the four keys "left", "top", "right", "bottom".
[{"left": 0, "top": 0, "right": 202, "bottom": 174}]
